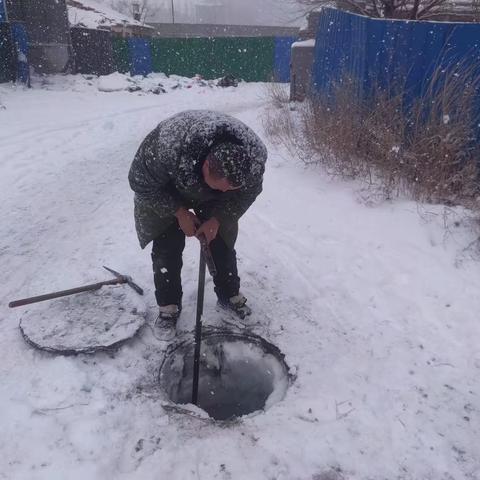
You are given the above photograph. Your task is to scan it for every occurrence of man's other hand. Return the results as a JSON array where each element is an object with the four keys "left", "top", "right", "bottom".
[
  {"left": 175, "top": 208, "right": 200, "bottom": 237},
  {"left": 196, "top": 217, "right": 220, "bottom": 244}
]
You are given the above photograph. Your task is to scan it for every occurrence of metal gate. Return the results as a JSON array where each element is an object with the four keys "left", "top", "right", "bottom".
[{"left": 71, "top": 28, "right": 114, "bottom": 76}]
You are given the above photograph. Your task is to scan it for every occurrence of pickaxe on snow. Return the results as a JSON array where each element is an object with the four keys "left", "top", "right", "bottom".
[{"left": 8, "top": 266, "right": 143, "bottom": 308}]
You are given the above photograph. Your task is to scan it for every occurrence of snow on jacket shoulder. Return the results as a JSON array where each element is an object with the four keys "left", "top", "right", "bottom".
[{"left": 128, "top": 110, "right": 267, "bottom": 248}]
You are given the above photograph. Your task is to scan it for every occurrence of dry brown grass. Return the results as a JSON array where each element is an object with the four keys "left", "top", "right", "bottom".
[
  {"left": 263, "top": 82, "right": 311, "bottom": 163},
  {"left": 264, "top": 66, "right": 480, "bottom": 212}
]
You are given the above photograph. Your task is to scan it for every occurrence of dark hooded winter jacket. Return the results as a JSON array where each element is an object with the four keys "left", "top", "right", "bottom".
[{"left": 128, "top": 110, "right": 267, "bottom": 249}]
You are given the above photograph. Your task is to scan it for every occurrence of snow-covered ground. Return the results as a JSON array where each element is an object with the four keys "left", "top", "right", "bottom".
[{"left": 0, "top": 74, "right": 479, "bottom": 480}]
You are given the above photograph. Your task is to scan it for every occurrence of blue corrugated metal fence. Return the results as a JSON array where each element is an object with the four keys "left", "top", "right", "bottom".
[
  {"left": 11, "top": 22, "right": 30, "bottom": 84},
  {"left": 274, "top": 36, "right": 296, "bottom": 82},
  {"left": 128, "top": 38, "right": 153, "bottom": 77},
  {"left": 0, "top": 0, "right": 6, "bottom": 22},
  {"left": 313, "top": 8, "right": 480, "bottom": 101}
]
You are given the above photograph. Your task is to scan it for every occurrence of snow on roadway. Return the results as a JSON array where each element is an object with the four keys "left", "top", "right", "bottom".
[{"left": 0, "top": 74, "right": 479, "bottom": 480}]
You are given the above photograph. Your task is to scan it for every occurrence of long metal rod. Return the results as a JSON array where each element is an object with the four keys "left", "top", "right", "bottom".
[
  {"left": 192, "top": 245, "right": 206, "bottom": 405},
  {"left": 200, "top": 236, "right": 218, "bottom": 278}
]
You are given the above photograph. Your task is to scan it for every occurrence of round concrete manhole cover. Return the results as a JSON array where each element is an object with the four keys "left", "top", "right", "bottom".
[
  {"left": 159, "top": 329, "right": 291, "bottom": 421},
  {"left": 19, "top": 286, "right": 146, "bottom": 355}
]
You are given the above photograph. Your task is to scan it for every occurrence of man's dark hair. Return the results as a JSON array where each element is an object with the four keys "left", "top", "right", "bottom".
[{"left": 207, "top": 142, "right": 250, "bottom": 187}]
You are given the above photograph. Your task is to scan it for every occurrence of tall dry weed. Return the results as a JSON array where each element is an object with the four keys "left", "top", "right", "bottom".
[{"left": 264, "top": 66, "right": 480, "bottom": 210}]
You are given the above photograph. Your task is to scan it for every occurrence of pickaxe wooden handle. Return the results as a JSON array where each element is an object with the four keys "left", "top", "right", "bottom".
[{"left": 9, "top": 266, "right": 143, "bottom": 308}]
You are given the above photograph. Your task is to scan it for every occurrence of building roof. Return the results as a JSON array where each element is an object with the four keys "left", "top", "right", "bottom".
[{"left": 67, "top": 0, "right": 153, "bottom": 30}]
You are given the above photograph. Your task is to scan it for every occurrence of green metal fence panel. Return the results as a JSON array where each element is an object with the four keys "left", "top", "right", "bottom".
[
  {"left": 190, "top": 37, "right": 217, "bottom": 78},
  {"left": 211, "top": 37, "right": 275, "bottom": 82},
  {"left": 151, "top": 38, "right": 211, "bottom": 78},
  {"left": 112, "top": 37, "right": 130, "bottom": 74},
  {"left": 151, "top": 38, "right": 182, "bottom": 76},
  {"left": 151, "top": 36, "right": 275, "bottom": 82}
]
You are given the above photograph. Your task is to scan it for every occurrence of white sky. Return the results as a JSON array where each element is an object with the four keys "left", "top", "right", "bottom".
[{"left": 147, "top": 0, "right": 304, "bottom": 26}]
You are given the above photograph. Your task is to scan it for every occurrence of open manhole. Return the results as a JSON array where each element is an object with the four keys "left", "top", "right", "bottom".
[{"left": 159, "top": 329, "right": 290, "bottom": 421}]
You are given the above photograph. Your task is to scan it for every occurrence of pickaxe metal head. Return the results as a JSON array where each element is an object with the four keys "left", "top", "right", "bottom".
[{"left": 103, "top": 266, "right": 144, "bottom": 296}]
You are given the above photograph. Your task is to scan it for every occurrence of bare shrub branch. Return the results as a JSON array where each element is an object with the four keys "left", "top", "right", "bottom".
[{"left": 291, "top": 0, "right": 463, "bottom": 20}]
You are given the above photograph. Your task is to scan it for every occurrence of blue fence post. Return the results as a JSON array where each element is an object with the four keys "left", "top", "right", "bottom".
[
  {"left": 11, "top": 22, "right": 30, "bottom": 85},
  {"left": 128, "top": 38, "right": 153, "bottom": 77},
  {"left": 0, "top": 0, "right": 6, "bottom": 22},
  {"left": 274, "top": 36, "right": 297, "bottom": 82}
]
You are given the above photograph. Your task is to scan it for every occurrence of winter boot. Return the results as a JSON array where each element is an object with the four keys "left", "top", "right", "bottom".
[
  {"left": 218, "top": 293, "right": 252, "bottom": 319},
  {"left": 155, "top": 304, "right": 181, "bottom": 328}
]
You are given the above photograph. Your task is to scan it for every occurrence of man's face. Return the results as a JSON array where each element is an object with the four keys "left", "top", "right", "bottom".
[{"left": 202, "top": 158, "right": 241, "bottom": 193}]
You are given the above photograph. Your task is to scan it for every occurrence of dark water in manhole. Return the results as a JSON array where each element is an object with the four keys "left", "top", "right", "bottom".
[{"left": 159, "top": 332, "right": 289, "bottom": 421}]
